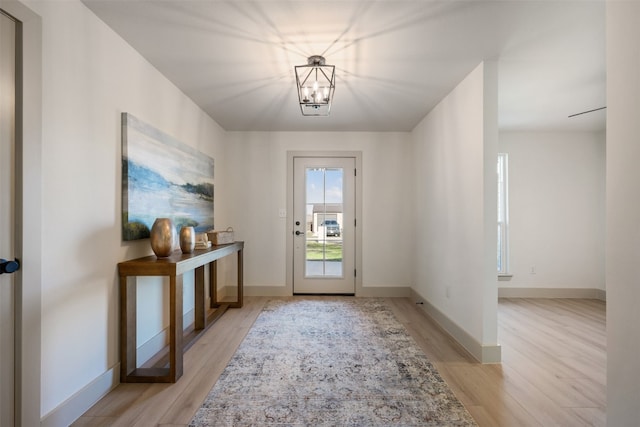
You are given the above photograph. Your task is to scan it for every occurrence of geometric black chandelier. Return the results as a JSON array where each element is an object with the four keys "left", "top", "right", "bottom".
[{"left": 294, "top": 55, "right": 336, "bottom": 116}]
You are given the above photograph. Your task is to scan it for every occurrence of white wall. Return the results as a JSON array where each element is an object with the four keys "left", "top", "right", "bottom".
[
  {"left": 499, "top": 131, "right": 605, "bottom": 292},
  {"left": 22, "top": 0, "right": 226, "bottom": 422},
  {"left": 411, "top": 62, "right": 499, "bottom": 362},
  {"left": 606, "top": 1, "right": 640, "bottom": 424},
  {"left": 222, "top": 131, "right": 413, "bottom": 291}
]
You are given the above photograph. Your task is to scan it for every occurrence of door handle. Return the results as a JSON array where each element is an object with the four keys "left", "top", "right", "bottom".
[
  {"left": 295, "top": 230, "right": 304, "bottom": 236},
  {"left": 0, "top": 258, "right": 20, "bottom": 274}
]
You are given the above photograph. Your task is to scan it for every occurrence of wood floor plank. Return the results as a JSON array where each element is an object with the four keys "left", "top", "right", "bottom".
[
  {"left": 571, "top": 407, "right": 606, "bottom": 427},
  {"left": 73, "top": 296, "right": 606, "bottom": 426},
  {"left": 81, "top": 383, "right": 150, "bottom": 418},
  {"left": 70, "top": 416, "right": 114, "bottom": 426},
  {"left": 441, "top": 363, "right": 541, "bottom": 427}
]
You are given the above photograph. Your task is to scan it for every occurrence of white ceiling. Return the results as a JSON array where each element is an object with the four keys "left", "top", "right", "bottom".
[{"left": 82, "top": 0, "right": 606, "bottom": 132}]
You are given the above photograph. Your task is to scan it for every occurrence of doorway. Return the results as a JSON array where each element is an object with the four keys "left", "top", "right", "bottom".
[
  {"left": 0, "top": 9, "right": 17, "bottom": 426},
  {"left": 292, "top": 155, "right": 358, "bottom": 294}
]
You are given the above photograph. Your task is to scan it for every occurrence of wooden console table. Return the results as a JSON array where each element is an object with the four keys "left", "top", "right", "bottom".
[{"left": 118, "top": 241, "right": 244, "bottom": 383}]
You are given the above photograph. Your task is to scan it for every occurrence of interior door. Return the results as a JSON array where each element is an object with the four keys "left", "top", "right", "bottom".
[
  {"left": 0, "top": 9, "right": 16, "bottom": 426},
  {"left": 293, "top": 156, "right": 355, "bottom": 294}
]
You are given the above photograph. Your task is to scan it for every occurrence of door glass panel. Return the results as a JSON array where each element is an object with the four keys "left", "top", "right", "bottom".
[{"left": 305, "top": 167, "right": 343, "bottom": 277}]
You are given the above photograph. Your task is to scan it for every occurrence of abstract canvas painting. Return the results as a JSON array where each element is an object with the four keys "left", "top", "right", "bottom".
[{"left": 121, "top": 113, "right": 214, "bottom": 241}]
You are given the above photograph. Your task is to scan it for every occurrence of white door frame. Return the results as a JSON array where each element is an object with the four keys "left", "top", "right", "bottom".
[
  {"left": 0, "top": 2, "right": 43, "bottom": 425},
  {"left": 286, "top": 151, "right": 362, "bottom": 296},
  {"left": 0, "top": 10, "right": 17, "bottom": 425}
]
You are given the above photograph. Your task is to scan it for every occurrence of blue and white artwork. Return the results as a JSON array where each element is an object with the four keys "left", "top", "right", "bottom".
[{"left": 122, "top": 113, "right": 214, "bottom": 241}]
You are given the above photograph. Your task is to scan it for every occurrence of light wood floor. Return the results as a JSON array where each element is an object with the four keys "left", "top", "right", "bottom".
[{"left": 72, "top": 297, "right": 606, "bottom": 426}]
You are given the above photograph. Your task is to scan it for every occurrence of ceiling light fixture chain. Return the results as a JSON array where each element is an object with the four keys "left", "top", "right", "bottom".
[{"left": 294, "top": 55, "right": 336, "bottom": 116}]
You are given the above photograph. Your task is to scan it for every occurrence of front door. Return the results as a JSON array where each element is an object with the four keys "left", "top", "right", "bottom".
[
  {"left": 0, "top": 9, "right": 16, "bottom": 426},
  {"left": 293, "top": 156, "right": 356, "bottom": 294}
]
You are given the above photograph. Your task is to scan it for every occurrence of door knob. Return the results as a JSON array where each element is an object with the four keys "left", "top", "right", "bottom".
[
  {"left": 295, "top": 230, "right": 304, "bottom": 236},
  {"left": 0, "top": 258, "right": 20, "bottom": 274}
]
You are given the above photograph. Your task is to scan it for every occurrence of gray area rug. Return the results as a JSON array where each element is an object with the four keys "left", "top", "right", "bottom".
[{"left": 189, "top": 298, "right": 477, "bottom": 426}]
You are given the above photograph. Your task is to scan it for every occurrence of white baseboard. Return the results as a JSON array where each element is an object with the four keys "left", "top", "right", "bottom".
[
  {"left": 241, "top": 285, "right": 292, "bottom": 297},
  {"left": 41, "top": 363, "right": 119, "bottom": 427},
  {"left": 136, "top": 308, "right": 195, "bottom": 366},
  {"left": 137, "top": 329, "right": 167, "bottom": 367},
  {"left": 498, "top": 287, "right": 606, "bottom": 300},
  {"left": 409, "top": 289, "right": 501, "bottom": 364},
  {"left": 357, "top": 286, "right": 411, "bottom": 297},
  {"left": 237, "top": 285, "right": 411, "bottom": 298}
]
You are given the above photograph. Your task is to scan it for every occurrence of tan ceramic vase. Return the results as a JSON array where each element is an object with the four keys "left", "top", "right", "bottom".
[
  {"left": 180, "top": 226, "right": 196, "bottom": 254},
  {"left": 150, "top": 218, "right": 176, "bottom": 257}
]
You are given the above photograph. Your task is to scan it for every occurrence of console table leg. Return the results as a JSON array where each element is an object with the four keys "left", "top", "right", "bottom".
[
  {"left": 169, "top": 274, "right": 184, "bottom": 382},
  {"left": 195, "top": 266, "right": 205, "bottom": 330},
  {"left": 230, "top": 248, "right": 243, "bottom": 308},
  {"left": 210, "top": 260, "right": 219, "bottom": 308},
  {"left": 120, "top": 275, "right": 137, "bottom": 381}
]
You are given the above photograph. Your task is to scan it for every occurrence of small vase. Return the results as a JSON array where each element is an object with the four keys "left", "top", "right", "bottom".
[
  {"left": 180, "top": 226, "right": 196, "bottom": 254},
  {"left": 150, "top": 218, "right": 176, "bottom": 257}
]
